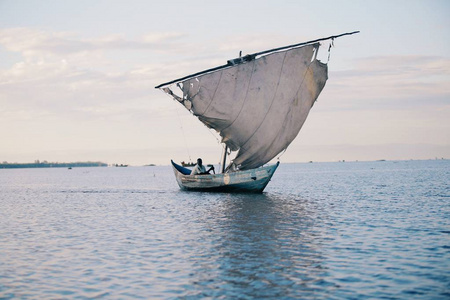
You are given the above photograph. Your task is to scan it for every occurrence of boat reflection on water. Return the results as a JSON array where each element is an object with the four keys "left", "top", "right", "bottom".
[{"left": 185, "top": 192, "right": 328, "bottom": 298}]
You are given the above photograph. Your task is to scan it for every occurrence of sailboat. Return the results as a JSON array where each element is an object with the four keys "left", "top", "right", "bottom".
[{"left": 156, "top": 32, "right": 358, "bottom": 193}]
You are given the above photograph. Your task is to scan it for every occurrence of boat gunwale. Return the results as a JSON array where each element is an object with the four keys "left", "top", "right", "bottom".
[{"left": 170, "top": 160, "right": 279, "bottom": 193}]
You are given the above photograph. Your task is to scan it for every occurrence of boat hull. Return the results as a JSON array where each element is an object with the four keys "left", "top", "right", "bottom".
[{"left": 171, "top": 160, "right": 279, "bottom": 193}]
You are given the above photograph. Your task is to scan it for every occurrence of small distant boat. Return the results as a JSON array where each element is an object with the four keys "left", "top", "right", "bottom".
[
  {"left": 181, "top": 161, "right": 196, "bottom": 167},
  {"left": 156, "top": 32, "right": 358, "bottom": 193}
]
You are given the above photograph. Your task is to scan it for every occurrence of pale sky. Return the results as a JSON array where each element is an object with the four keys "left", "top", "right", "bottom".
[{"left": 1, "top": 0, "right": 449, "bottom": 165}]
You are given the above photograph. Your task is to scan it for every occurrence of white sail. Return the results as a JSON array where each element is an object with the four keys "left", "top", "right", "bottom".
[{"left": 160, "top": 43, "right": 328, "bottom": 170}]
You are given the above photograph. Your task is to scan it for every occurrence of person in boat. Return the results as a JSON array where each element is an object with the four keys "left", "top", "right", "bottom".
[{"left": 191, "top": 158, "right": 214, "bottom": 175}]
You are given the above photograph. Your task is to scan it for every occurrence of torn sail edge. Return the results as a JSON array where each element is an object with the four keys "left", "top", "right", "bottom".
[{"left": 154, "top": 31, "right": 359, "bottom": 89}]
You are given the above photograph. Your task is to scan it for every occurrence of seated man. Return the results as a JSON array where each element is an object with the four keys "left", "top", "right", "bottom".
[{"left": 191, "top": 158, "right": 214, "bottom": 175}]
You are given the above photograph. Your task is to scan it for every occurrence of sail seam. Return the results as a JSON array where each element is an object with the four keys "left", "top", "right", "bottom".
[
  {"left": 263, "top": 54, "right": 316, "bottom": 162},
  {"left": 239, "top": 46, "right": 317, "bottom": 169},
  {"left": 220, "top": 60, "right": 257, "bottom": 134},
  {"left": 237, "top": 51, "right": 288, "bottom": 155},
  {"left": 294, "top": 60, "right": 314, "bottom": 104},
  {"left": 199, "top": 70, "right": 224, "bottom": 117}
]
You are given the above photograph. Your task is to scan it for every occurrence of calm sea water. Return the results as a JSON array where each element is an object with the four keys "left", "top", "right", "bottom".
[{"left": 0, "top": 160, "right": 449, "bottom": 299}]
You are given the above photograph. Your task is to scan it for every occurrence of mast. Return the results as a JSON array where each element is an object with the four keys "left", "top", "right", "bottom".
[{"left": 221, "top": 145, "right": 228, "bottom": 173}]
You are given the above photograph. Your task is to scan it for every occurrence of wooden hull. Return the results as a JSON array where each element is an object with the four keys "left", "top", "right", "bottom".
[{"left": 171, "top": 160, "right": 279, "bottom": 193}]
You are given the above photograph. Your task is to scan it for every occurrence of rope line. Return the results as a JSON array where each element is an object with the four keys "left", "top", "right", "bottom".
[{"left": 175, "top": 104, "right": 192, "bottom": 163}]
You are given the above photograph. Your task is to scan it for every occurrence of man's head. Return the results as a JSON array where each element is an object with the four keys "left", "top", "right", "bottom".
[{"left": 197, "top": 158, "right": 203, "bottom": 165}]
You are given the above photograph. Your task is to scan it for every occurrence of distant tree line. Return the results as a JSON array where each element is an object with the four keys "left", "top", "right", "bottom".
[{"left": 0, "top": 161, "right": 108, "bottom": 169}]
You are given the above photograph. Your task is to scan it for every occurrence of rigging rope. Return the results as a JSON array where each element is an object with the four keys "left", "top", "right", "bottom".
[
  {"left": 327, "top": 38, "right": 334, "bottom": 63},
  {"left": 175, "top": 104, "right": 192, "bottom": 163},
  {"left": 277, "top": 148, "right": 287, "bottom": 160}
]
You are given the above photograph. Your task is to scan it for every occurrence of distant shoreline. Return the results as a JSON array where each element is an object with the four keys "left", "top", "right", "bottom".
[{"left": 0, "top": 162, "right": 108, "bottom": 169}]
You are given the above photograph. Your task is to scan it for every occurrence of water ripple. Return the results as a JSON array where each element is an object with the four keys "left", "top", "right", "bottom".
[{"left": 0, "top": 161, "right": 449, "bottom": 299}]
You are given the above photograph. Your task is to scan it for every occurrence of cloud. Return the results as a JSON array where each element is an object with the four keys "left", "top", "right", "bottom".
[
  {"left": 1, "top": 29, "right": 448, "bottom": 123},
  {"left": 323, "top": 55, "right": 450, "bottom": 111},
  {"left": 0, "top": 62, "right": 159, "bottom": 121},
  {"left": 2, "top": 28, "right": 449, "bottom": 116},
  {"left": 0, "top": 28, "right": 194, "bottom": 122},
  {"left": 0, "top": 28, "right": 187, "bottom": 58},
  {"left": 216, "top": 33, "right": 293, "bottom": 54},
  {"left": 0, "top": 28, "right": 269, "bottom": 125},
  {"left": 1, "top": 27, "right": 449, "bottom": 163}
]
